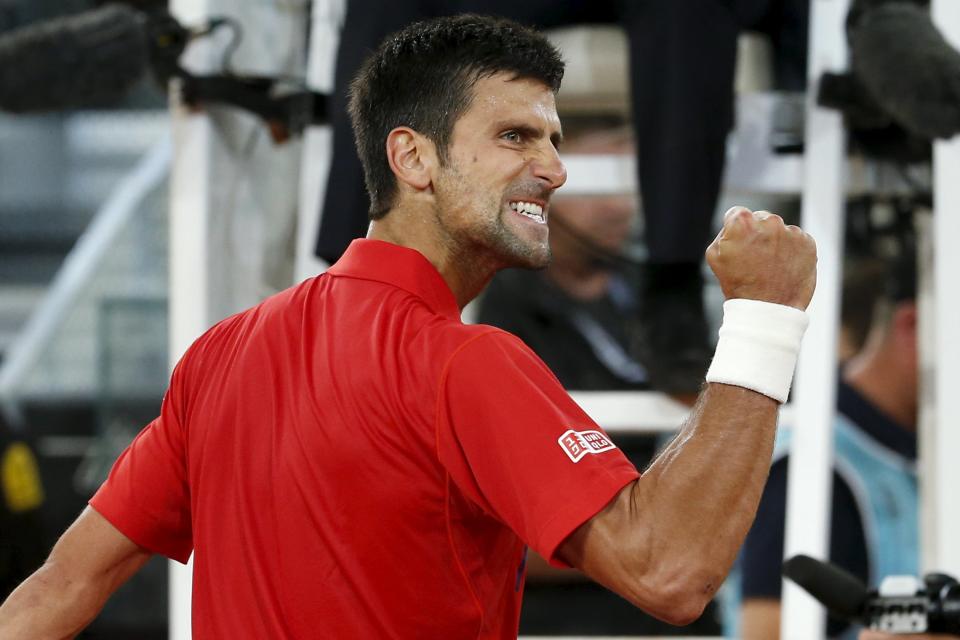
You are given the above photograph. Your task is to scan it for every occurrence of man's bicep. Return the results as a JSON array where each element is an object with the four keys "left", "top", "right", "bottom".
[
  {"left": 436, "top": 332, "right": 638, "bottom": 561},
  {"left": 50, "top": 506, "right": 153, "bottom": 593},
  {"left": 552, "top": 479, "right": 696, "bottom": 622},
  {"left": 553, "top": 479, "right": 633, "bottom": 573}
]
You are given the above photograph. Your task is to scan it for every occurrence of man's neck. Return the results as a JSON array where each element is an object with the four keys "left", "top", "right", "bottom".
[
  {"left": 367, "top": 211, "right": 499, "bottom": 310},
  {"left": 842, "top": 349, "right": 916, "bottom": 433}
]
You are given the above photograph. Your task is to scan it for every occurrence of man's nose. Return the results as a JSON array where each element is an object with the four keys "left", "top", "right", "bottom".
[{"left": 532, "top": 144, "right": 567, "bottom": 190}]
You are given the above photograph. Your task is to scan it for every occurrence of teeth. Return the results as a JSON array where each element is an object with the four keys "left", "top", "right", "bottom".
[{"left": 509, "top": 200, "right": 545, "bottom": 223}]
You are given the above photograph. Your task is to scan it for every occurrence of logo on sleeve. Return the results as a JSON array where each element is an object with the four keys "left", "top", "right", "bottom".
[{"left": 557, "top": 429, "right": 617, "bottom": 463}]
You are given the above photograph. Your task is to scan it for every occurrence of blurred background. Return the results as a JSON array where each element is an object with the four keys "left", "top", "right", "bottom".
[{"left": 0, "top": 0, "right": 958, "bottom": 637}]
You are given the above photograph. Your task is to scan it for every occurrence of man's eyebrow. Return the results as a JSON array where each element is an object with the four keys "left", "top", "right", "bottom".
[
  {"left": 493, "top": 121, "right": 564, "bottom": 146},
  {"left": 493, "top": 122, "right": 541, "bottom": 138}
]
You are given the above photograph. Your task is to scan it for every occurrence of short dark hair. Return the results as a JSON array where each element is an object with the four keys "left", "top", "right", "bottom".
[
  {"left": 348, "top": 14, "right": 565, "bottom": 219},
  {"left": 842, "top": 243, "right": 917, "bottom": 351}
]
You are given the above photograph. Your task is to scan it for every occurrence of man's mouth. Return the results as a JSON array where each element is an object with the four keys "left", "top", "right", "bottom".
[{"left": 509, "top": 200, "right": 546, "bottom": 224}]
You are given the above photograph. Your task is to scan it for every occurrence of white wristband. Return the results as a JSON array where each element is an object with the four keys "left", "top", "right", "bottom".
[{"left": 705, "top": 299, "right": 809, "bottom": 403}]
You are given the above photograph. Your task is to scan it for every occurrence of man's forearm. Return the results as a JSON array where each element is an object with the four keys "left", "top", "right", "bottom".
[
  {"left": 0, "top": 507, "right": 154, "bottom": 638},
  {"left": 633, "top": 383, "right": 778, "bottom": 594},
  {"left": 0, "top": 562, "right": 108, "bottom": 639}
]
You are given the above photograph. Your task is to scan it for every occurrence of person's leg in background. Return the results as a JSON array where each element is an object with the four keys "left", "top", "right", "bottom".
[
  {"left": 765, "top": 0, "right": 810, "bottom": 93},
  {"left": 620, "top": 0, "right": 741, "bottom": 395},
  {"left": 620, "top": 0, "right": 808, "bottom": 395}
]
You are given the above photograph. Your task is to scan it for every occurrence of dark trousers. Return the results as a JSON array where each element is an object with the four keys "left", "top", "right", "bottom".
[{"left": 314, "top": 0, "right": 808, "bottom": 266}]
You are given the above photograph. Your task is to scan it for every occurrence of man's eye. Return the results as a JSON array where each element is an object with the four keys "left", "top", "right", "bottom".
[{"left": 502, "top": 131, "right": 522, "bottom": 143}]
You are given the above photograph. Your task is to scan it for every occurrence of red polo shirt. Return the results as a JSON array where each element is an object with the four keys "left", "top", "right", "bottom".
[{"left": 90, "top": 239, "right": 639, "bottom": 638}]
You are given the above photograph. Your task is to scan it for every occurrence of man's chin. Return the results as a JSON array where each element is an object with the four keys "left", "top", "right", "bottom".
[
  {"left": 507, "top": 245, "right": 551, "bottom": 271},
  {"left": 528, "top": 250, "right": 552, "bottom": 271}
]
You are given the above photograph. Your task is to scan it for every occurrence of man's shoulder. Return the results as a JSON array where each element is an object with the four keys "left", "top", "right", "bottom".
[
  {"left": 456, "top": 322, "right": 532, "bottom": 349},
  {"left": 422, "top": 321, "right": 529, "bottom": 361},
  {"left": 400, "top": 319, "right": 538, "bottom": 382},
  {"left": 172, "top": 280, "right": 311, "bottom": 374},
  {"left": 437, "top": 326, "right": 566, "bottom": 396}
]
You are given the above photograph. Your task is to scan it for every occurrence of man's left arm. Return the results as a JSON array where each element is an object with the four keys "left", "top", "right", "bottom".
[{"left": 0, "top": 506, "right": 152, "bottom": 639}]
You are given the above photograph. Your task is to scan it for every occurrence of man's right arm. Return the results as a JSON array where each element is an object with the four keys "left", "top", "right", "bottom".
[
  {"left": 557, "top": 207, "right": 817, "bottom": 625},
  {"left": 560, "top": 381, "right": 781, "bottom": 624},
  {"left": 0, "top": 507, "right": 152, "bottom": 639}
]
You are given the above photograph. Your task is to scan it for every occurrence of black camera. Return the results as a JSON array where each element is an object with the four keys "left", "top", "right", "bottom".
[
  {"left": 783, "top": 554, "right": 960, "bottom": 634},
  {"left": 862, "top": 572, "right": 960, "bottom": 634}
]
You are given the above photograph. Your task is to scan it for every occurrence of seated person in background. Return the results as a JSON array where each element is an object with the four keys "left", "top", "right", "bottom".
[
  {"left": 738, "top": 249, "right": 919, "bottom": 640},
  {"left": 478, "top": 122, "right": 721, "bottom": 636},
  {"left": 837, "top": 257, "right": 887, "bottom": 362}
]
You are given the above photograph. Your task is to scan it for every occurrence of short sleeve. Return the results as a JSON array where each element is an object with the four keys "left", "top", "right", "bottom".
[
  {"left": 89, "top": 360, "right": 193, "bottom": 563},
  {"left": 436, "top": 331, "right": 639, "bottom": 566}
]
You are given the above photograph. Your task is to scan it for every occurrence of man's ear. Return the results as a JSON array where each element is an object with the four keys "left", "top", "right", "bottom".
[
  {"left": 893, "top": 301, "right": 918, "bottom": 347},
  {"left": 385, "top": 127, "right": 435, "bottom": 193}
]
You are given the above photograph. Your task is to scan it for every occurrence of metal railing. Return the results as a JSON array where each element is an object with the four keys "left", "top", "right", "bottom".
[{"left": 0, "top": 134, "right": 172, "bottom": 421}]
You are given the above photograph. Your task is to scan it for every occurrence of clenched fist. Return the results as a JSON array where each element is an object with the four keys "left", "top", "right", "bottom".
[{"left": 706, "top": 206, "right": 817, "bottom": 310}]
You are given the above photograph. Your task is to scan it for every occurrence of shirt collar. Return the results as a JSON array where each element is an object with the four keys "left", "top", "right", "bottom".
[
  {"left": 326, "top": 239, "right": 461, "bottom": 320},
  {"left": 837, "top": 378, "right": 917, "bottom": 461}
]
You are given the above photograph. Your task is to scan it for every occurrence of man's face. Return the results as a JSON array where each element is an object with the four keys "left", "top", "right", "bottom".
[{"left": 431, "top": 73, "right": 567, "bottom": 270}]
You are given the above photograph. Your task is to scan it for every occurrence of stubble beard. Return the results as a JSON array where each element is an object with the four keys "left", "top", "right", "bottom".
[
  {"left": 436, "top": 164, "right": 551, "bottom": 272},
  {"left": 486, "top": 204, "right": 551, "bottom": 270}
]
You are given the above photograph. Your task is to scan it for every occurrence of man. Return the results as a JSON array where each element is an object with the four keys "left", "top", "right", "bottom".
[
  {"left": 739, "top": 253, "right": 921, "bottom": 639},
  {"left": 0, "top": 15, "right": 816, "bottom": 637}
]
